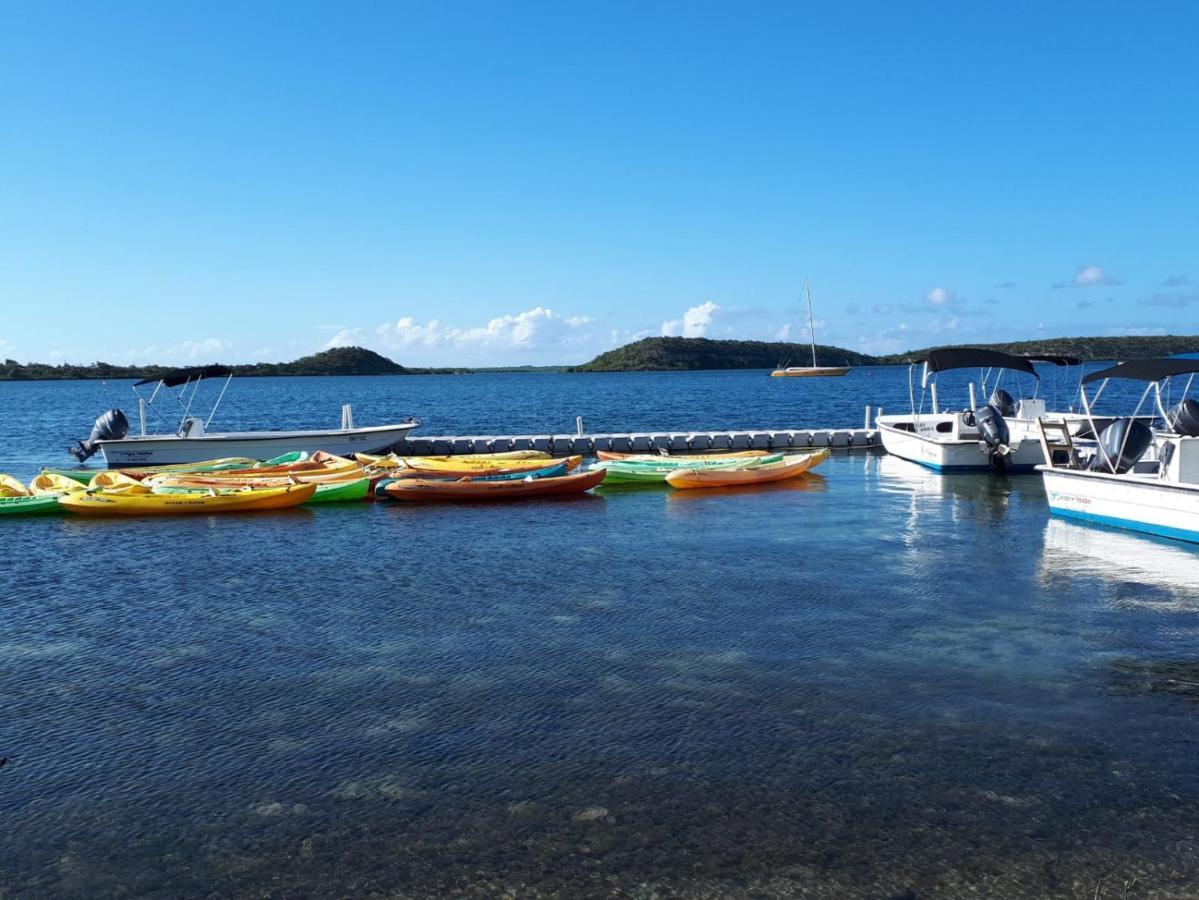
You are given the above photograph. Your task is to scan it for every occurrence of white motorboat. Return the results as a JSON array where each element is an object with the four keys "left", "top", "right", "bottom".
[
  {"left": 1037, "top": 357, "right": 1199, "bottom": 544},
  {"left": 877, "top": 348, "right": 1047, "bottom": 472},
  {"left": 69, "top": 366, "right": 421, "bottom": 467}
]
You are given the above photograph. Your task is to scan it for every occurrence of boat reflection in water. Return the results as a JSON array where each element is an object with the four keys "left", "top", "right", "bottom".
[
  {"left": 874, "top": 452, "right": 1045, "bottom": 534},
  {"left": 1037, "top": 516, "right": 1199, "bottom": 612}
]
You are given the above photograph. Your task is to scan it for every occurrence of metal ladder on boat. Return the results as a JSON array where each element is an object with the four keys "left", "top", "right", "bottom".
[{"left": 1035, "top": 418, "right": 1079, "bottom": 469}]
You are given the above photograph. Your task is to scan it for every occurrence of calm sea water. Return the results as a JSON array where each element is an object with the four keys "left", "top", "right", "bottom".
[{"left": 2, "top": 368, "right": 1198, "bottom": 898}]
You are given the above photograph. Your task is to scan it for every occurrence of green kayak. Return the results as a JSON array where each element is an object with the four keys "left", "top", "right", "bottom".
[
  {"left": 596, "top": 453, "right": 783, "bottom": 484},
  {"left": 305, "top": 477, "right": 371, "bottom": 504},
  {"left": 257, "top": 451, "right": 309, "bottom": 467},
  {"left": 0, "top": 495, "right": 64, "bottom": 516},
  {"left": 602, "top": 453, "right": 784, "bottom": 469}
]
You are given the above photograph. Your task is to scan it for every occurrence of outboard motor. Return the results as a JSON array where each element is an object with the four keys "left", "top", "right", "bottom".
[
  {"left": 1167, "top": 399, "right": 1199, "bottom": 437},
  {"left": 1088, "top": 417, "right": 1153, "bottom": 474},
  {"left": 989, "top": 388, "right": 1017, "bottom": 417},
  {"left": 69, "top": 408, "right": 129, "bottom": 462},
  {"left": 974, "top": 402, "right": 1012, "bottom": 470}
]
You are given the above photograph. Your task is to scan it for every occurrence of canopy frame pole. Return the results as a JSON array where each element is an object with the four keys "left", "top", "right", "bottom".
[
  {"left": 206, "top": 373, "right": 233, "bottom": 430},
  {"left": 178, "top": 375, "right": 200, "bottom": 432}
]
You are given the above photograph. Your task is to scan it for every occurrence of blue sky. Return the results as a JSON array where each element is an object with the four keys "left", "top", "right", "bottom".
[{"left": 1, "top": 2, "right": 1196, "bottom": 366}]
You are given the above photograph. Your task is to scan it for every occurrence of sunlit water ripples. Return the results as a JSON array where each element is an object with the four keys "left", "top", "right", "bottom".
[{"left": 1, "top": 372, "right": 1198, "bottom": 897}]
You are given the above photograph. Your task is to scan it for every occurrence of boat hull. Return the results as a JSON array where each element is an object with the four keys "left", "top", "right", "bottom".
[
  {"left": 1041, "top": 467, "right": 1199, "bottom": 544},
  {"left": 770, "top": 367, "right": 850, "bottom": 377},
  {"left": 877, "top": 422, "right": 1042, "bottom": 472},
  {"left": 96, "top": 423, "right": 418, "bottom": 467}
]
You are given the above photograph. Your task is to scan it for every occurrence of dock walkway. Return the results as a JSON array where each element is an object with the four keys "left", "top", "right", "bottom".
[{"left": 395, "top": 427, "right": 879, "bottom": 456}]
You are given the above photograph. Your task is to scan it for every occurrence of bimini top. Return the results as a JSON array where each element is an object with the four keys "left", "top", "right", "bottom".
[
  {"left": 923, "top": 348, "right": 1037, "bottom": 377},
  {"left": 135, "top": 365, "right": 235, "bottom": 388},
  {"left": 1082, "top": 357, "right": 1199, "bottom": 385},
  {"left": 1024, "top": 354, "right": 1082, "bottom": 366}
]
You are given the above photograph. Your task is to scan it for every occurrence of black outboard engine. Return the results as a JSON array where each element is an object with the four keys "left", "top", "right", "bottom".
[
  {"left": 1167, "top": 399, "right": 1199, "bottom": 437},
  {"left": 989, "top": 388, "right": 1017, "bottom": 417},
  {"left": 69, "top": 409, "right": 129, "bottom": 462},
  {"left": 974, "top": 402, "right": 1012, "bottom": 470},
  {"left": 1088, "top": 417, "right": 1153, "bottom": 474}
]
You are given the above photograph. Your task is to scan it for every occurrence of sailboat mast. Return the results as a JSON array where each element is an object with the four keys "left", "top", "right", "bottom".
[{"left": 805, "top": 281, "right": 818, "bottom": 368}]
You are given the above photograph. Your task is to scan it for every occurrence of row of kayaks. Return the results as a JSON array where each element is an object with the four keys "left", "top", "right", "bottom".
[{"left": 1, "top": 448, "right": 829, "bottom": 516}]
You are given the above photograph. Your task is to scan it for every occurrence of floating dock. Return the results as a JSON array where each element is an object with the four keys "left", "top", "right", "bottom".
[{"left": 395, "top": 427, "right": 879, "bottom": 456}]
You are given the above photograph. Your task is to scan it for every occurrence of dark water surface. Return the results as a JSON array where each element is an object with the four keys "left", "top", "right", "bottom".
[{"left": 2, "top": 371, "right": 1198, "bottom": 898}]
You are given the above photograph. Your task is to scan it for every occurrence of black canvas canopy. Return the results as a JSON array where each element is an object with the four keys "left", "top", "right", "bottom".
[
  {"left": 135, "top": 365, "right": 234, "bottom": 388},
  {"left": 923, "top": 348, "right": 1037, "bottom": 377},
  {"left": 1082, "top": 357, "right": 1199, "bottom": 385},
  {"left": 1024, "top": 354, "right": 1082, "bottom": 366}
]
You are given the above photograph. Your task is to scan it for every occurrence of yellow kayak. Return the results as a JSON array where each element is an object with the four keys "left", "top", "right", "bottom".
[
  {"left": 147, "top": 466, "right": 367, "bottom": 489},
  {"left": 187, "top": 456, "right": 360, "bottom": 480},
  {"left": 59, "top": 483, "right": 317, "bottom": 516},
  {"left": 356, "top": 450, "right": 550, "bottom": 466},
  {"left": 0, "top": 474, "right": 28, "bottom": 497},
  {"left": 664, "top": 450, "right": 829, "bottom": 489},
  {"left": 30, "top": 473, "right": 88, "bottom": 495},
  {"left": 385, "top": 456, "right": 576, "bottom": 474},
  {"left": 88, "top": 471, "right": 146, "bottom": 491}
]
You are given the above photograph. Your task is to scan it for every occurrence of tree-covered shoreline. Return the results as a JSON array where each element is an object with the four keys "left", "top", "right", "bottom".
[{"left": 4, "top": 335, "right": 1198, "bottom": 381}]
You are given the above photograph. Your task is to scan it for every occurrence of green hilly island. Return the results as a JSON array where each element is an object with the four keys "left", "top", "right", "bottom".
[
  {"left": 573, "top": 334, "right": 1199, "bottom": 371},
  {"left": 573, "top": 337, "right": 874, "bottom": 371},
  {"left": 0, "top": 346, "right": 408, "bottom": 381},
  {"left": 3, "top": 335, "right": 1199, "bottom": 381}
]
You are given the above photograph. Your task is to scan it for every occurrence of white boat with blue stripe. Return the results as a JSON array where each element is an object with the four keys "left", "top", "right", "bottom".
[{"left": 1037, "top": 357, "right": 1199, "bottom": 545}]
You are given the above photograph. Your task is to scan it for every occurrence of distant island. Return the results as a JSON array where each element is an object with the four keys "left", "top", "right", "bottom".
[
  {"left": 876, "top": 335, "right": 1199, "bottom": 365},
  {"left": 0, "top": 346, "right": 412, "bottom": 381},
  {"left": 573, "top": 337, "right": 875, "bottom": 372},
  {"left": 3, "top": 335, "right": 1199, "bottom": 381},
  {"left": 572, "top": 334, "right": 1199, "bottom": 371}
]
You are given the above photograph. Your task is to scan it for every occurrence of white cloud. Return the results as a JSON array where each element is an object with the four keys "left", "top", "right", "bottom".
[
  {"left": 662, "top": 301, "right": 720, "bottom": 338},
  {"left": 1075, "top": 265, "right": 1115, "bottom": 286},
  {"left": 925, "top": 287, "right": 955, "bottom": 306},
  {"left": 774, "top": 323, "right": 792, "bottom": 341},
  {"left": 179, "top": 338, "right": 233, "bottom": 359},
  {"left": 370, "top": 307, "right": 594, "bottom": 353},
  {"left": 114, "top": 338, "right": 235, "bottom": 365},
  {"left": 1055, "top": 264, "right": 1120, "bottom": 289},
  {"left": 320, "top": 306, "right": 614, "bottom": 365}
]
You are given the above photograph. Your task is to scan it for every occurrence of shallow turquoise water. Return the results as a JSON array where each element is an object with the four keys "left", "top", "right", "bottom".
[{"left": 2, "top": 372, "right": 1197, "bottom": 897}]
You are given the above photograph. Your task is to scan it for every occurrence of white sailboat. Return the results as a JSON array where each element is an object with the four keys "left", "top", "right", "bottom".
[
  {"left": 770, "top": 283, "right": 850, "bottom": 377},
  {"left": 69, "top": 366, "right": 421, "bottom": 467}
]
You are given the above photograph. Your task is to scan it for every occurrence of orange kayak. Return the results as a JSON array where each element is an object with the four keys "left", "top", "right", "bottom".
[
  {"left": 383, "top": 468, "right": 605, "bottom": 501},
  {"left": 664, "top": 450, "right": 829, "bottom": 489},
  {"left": 596, "top": 449, "right": 770, "bottom": 462}
]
